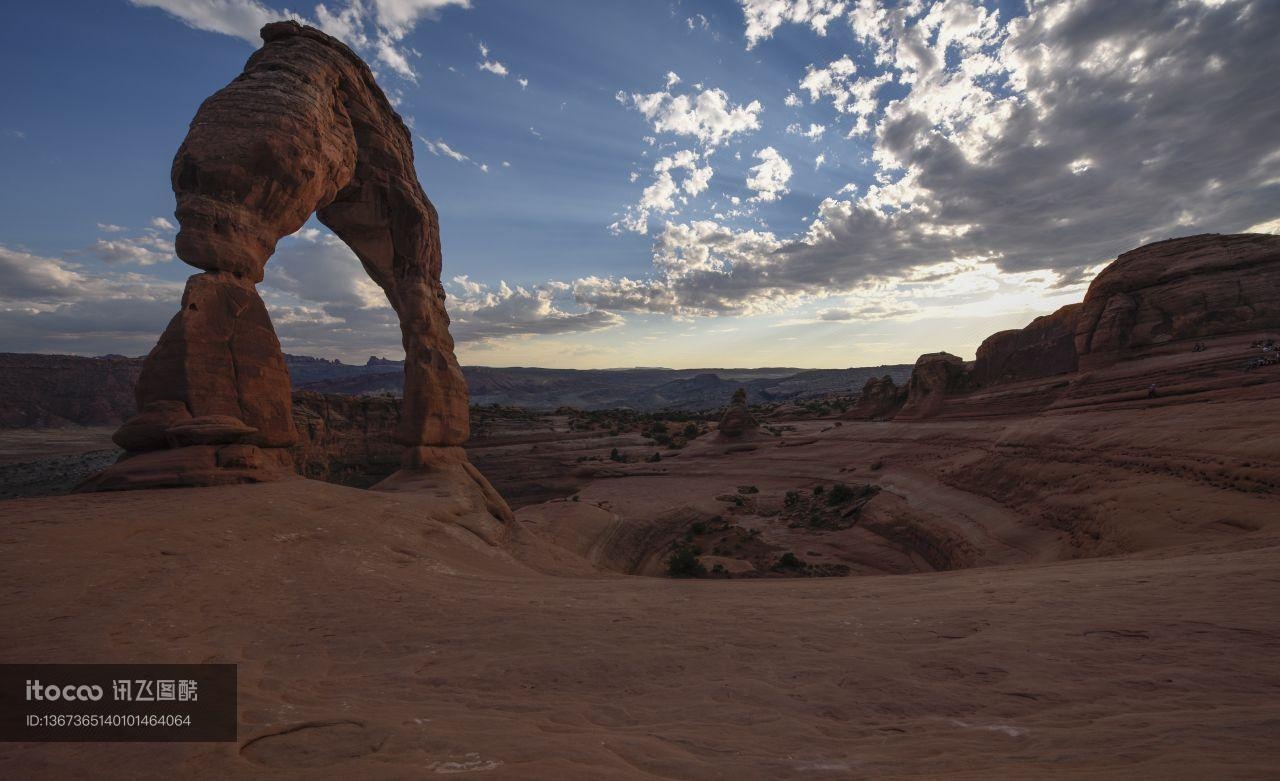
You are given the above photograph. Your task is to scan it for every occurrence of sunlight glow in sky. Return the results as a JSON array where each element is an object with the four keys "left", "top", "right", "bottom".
[{"left": 1, "top": 0, "right": 1278, "bottom": 368}]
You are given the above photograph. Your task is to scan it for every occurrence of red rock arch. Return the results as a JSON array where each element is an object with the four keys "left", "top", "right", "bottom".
[{"left": 91, "top": 23, "right": 492, "bottom": 508}]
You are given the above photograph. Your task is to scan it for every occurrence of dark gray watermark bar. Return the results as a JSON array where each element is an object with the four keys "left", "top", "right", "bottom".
[{"left": 0, "top": 664, "right": 236, "bottom": 742}]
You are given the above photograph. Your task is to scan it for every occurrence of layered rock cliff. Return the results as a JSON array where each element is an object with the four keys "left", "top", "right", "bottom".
[
  {"left": 1074, "top": 233, "right": 1280, "bottom": 370},
  {"left": 973, "top": 304, "right": 1081, "bottom": 386}
]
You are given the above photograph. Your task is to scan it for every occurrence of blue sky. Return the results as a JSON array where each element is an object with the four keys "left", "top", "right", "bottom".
[{"left": 1, "top": 0, "right": 1278, "bottom": 368}]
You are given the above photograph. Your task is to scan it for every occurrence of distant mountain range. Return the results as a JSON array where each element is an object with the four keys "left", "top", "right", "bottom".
[
  {"left": 285, "top": 355, "right": 913, "bottom": 411},
  {"left": 0, "top": 352, "right": 913, "bottom": 428}
]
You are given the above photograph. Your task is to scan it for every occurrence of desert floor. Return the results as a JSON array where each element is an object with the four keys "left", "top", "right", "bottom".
[{"left": 2, "top": 408, "right": 1280, "bottom": 779}]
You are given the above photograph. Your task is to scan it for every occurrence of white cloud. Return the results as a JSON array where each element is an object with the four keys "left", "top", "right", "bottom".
[
  {"left": 129, "top": 0, "right": 469, "bottom": 81},
  {"left": 612, "top": 150, "right": 715, "bottom": 234},
  {"left": 477, "top": 40, "right": 509, "bottom": 76},
  {"left": 740, "top": 0, "right": 847, "bottom": 48},
  {"left": 786, "top": 122, "right": 826, "bottom": 140},
  {"left": 746, "top": 147, "right": 792, "bottom": 203},
  {"left": 85, "top": 220, "right": 177, "bottom": 267},
  {"left": 418, "top": 135, "right": 490, "bottom": 173},
  {"left": 625, "top": 82, "right": 762, "bottom": 148},
  {"left": 449, "top": 279, "right": 623, "bottom": 341},
  {"left": 799, "top": 55, "right": 891, "bottom": 136}
]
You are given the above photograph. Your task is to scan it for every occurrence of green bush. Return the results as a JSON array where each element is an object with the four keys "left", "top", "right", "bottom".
[
  {"left": 827, "top": 482, "right": 857, "bottom": 505},
  {"left": 784, "top": 490, "right": 800, "bottom": 508},
  {"left": 667, "top": 546, "right": 707, "bottom": 578},
  {"left": 774, "top": 552, "right": 805, "bottom": 570}
]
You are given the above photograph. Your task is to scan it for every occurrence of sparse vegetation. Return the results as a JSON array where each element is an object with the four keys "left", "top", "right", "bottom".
[
  {"left": 773, "top": 552, "right": 805, "bottom": 570},
  {"left": 666, "top": 545, "right": 707, "bottom": 578}
]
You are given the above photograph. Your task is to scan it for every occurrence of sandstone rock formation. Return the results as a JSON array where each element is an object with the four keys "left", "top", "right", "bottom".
[
  {"left": 84, "top": 23, "right": 504, "bottom": 531},
  {"left": 843, "top": 375, "right": 907, "bottom": 420},
  {"left": 717, "top": 388, "right": 760, "bottom": 438},
  {"left": 1075, "top": 233, "right": 1280, "bottom": 370},
  {"left": 973, "top": 304, "right": 1081, "bottom": 386},
  {"left": 896, "top": 352, "right": 972, "bottom": 420}
]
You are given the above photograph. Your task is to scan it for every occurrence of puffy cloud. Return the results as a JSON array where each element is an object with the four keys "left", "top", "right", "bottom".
[
  {"left": 448, "top": 280, "right": 623, "bottom": 342},
  {"left": 0, "top": 244, "right": 183, "bottom": 355},
  {"left": 265, "top": 233, "right": 389, "bottom": 311},
  {"left": 786, "top": 122, "right": 826, "bottom": 140},
  {"left": 746, "top": 147, "right": 792, "bottom": 202},
  {"left": 740, "top": 0, "right": 847, "bottom": 48},
  {"left": 85, "top": 219, "right": 177, "bottom": 266},
  {"left": 477, "top": 42, "right": 508, "bottom": 76},
  {"left": 612, "top": 150, "right": 715, "bottom": 234},
  {"left": 625, "top": 82, "right": 762, "bottom": 148},
  {"left": 129, "top": 0, "right": 469, "bottom": 80},
  {"left": 799, "top": 55, "right": 891, "bottom": 135},
  {"left": 583, "top": 0, "right": 1276, "bottom": 325}
]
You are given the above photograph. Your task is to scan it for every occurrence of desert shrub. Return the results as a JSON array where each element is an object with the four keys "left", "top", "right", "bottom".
[
  {"left": 683, "top": 423, "right": 698, "bottom": 438},
  {"left": 648, "top": 451, "right": 662, "bottom": 462},
  {"left": 827, "top": 482, "right": 857, "bottom": 505},
  {"left": 784, "top": 490, "right": 800, "bottom": 508},
  {"left": 690, "top": 521, "right": 708, "bottom": 535},
  {"left": 774, "top": 552, "right": 805, "bottom": 570},
  {"left": 738, "top": 485, "right": 759, "bottom": 494},
  {"left": 870, "top": 460, "right": 884, "bottom": 471},
  {"left": 813, "top": 485, "right": 825, "bottom": 496},
  {"left": 667, "top": 546, "right": 706, "bottom": 578},
  {"left": 572, "top": 495, "right": 580, "bottom": 502},
  {"left": 610, "top": 448, "right": 623, "bottom": 462}
]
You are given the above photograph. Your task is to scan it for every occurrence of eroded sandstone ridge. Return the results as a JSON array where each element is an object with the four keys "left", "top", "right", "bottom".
[
  {"left": 83, "top": 23, "right": 507, "bottom": 535},
  {"left": 1074, "top": 233, "right": 1280, "bottom": 370},
  {"left": 849, "top": 233, "right": 1280, "bottom": 420}
]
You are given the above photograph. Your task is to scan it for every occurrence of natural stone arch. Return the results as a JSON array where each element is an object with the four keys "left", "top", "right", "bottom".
[
  {"left": 87, "top": 23, "right": 508, "bottom": 537},
  {"left": 161, "top": 21, "right": 468, "bottom": 450}
]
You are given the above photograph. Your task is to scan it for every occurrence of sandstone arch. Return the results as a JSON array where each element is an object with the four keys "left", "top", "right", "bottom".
[{"left": 87, "top": 23, "right": 508, "bottom": 536}]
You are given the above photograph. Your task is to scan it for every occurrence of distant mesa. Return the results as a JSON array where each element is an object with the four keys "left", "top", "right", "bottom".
[{"left": 77, "top": 21, "right": 510, "bottom": 538}]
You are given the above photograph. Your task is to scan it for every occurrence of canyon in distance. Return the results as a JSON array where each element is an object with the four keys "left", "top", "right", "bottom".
[{"left": 3, "top": 10, "right": 1280, "bottom": 781}]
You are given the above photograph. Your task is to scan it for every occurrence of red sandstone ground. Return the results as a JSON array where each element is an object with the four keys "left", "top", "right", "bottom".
[{"left": 2, "top": 340, "right": 1279, "bottom": 778}]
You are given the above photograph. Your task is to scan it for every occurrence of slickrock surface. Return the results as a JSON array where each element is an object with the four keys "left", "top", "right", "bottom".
[{"left": 2, "top": 473, "right": 1279, "bottom": 779}]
